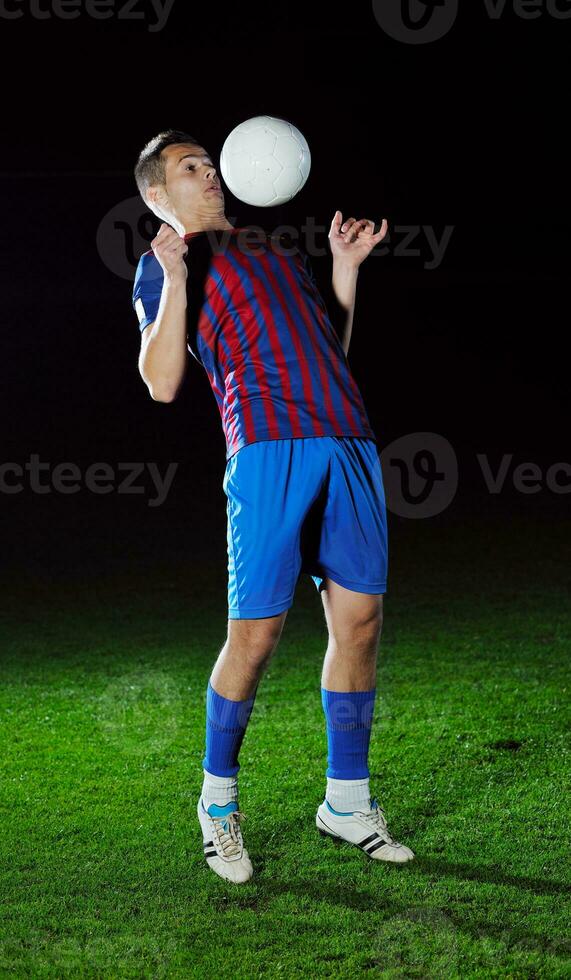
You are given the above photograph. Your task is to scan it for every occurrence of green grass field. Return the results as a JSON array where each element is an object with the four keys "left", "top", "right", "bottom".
[{"left": 1, "top": 499, "right": 569, "bottom": 978}]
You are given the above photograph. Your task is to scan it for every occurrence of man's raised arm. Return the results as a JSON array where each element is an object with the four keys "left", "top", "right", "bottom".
[
  {"left": 328, "top": 211, "right": 389, "bottom": 359},
  {"left": 138, "top": 224, "right": 189, "bottom": 403}
]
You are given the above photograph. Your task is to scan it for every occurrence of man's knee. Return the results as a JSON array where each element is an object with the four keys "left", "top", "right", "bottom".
[
  {"left": 347, "top": 603, "right": 383, "bottom": 650},
  {"left": 226, "top": 611, "right": 287, "bottom": 667},
  {"left": 323, "top": 583, "right": 383, "bottom": 648}
]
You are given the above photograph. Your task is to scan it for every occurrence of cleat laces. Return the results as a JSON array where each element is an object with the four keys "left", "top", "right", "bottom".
[
  {"left": 210, "top": 809, "right": 247, "bottom": 858},
  {"left": 358, "top": 797, "right": 398, "bottom": 845}
]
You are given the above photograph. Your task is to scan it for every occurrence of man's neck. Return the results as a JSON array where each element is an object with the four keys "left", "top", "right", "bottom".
[{"left": 182, "top": 217, "right": 235, "bottom": 234}]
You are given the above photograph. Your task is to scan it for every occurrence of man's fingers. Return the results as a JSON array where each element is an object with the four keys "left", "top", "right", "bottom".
[
  {"left": 154, "top": 229, "right": 179, "bottom": 244},
  {"left": 329, "top": 210, "right": 343, "bottom": 237},
  {"left": 345, "top": 218, "right": 368, "bottom": 241},
  {"left": 164, "top": 243, "right": 186, "bottom": 255},
  {"left": 152, "top": 230, "right": 184, "bottom": 250},
  {"left": 372, "top": 218, "right": 389, "bottom": 241}
]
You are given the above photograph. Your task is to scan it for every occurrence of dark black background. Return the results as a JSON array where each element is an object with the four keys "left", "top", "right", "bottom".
[{"left": 1, "top": 1, "right": 569, "bottom": 576}]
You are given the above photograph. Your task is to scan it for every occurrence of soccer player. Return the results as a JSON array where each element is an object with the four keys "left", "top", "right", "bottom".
[{"left": 132, "top": 130, "right": 415, "bottom": 883}]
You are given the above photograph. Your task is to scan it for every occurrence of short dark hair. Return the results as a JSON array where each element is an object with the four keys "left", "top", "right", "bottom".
[{"left": 134, "top": 129, "right": 202, "bottom": 200}]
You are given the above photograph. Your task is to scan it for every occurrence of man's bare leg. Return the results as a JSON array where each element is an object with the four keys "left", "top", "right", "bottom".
[
  {"left": 320, "top": 579, "right": 383, "bottom": 692},
  {"left": 319, "top": 577, "right": 383, "bottom": 814},
  {"left": 201, "top": 612, "right": 289, "bottom": 804},
  {"left": 210, "top": 612, "right": 288, "bottom": 700}
]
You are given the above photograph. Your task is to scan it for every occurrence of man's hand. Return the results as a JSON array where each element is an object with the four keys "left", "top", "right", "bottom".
[
  {"left": 151, "top": 223, "right": 188, "bottom": 282},
  {"left": 328, "top": 211, "right": 388, "bottom": 268}
]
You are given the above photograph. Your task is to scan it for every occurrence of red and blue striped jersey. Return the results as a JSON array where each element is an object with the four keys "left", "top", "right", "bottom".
[{"left": 132, "top": 226, "right": 377, "bottom": 461}]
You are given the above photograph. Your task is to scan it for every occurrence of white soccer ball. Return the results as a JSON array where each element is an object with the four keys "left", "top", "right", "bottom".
[{"left": 220, "top": 115, "right": 311, "bottom": 207}]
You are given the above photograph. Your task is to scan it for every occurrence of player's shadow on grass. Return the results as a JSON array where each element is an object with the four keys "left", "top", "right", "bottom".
[
  {"left": 206, "top": 864, "right": 570, "bottom": 961},
  {"left": 252, "top": 831, "right": 570, "bottom": 899},
  {"left": 407, "top": 855, "right": 571, "bottom": 897}
]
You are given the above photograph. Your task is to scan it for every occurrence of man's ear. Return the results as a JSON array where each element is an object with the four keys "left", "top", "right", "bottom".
[
  {"left": 145, "top": 184, "right": 161, "bottom": 210},
  {"left": 147, "top": 182, "right": 171, "bottom": 217}
]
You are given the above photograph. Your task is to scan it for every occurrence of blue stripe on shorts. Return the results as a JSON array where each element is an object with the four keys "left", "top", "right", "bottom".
[{"left": 222, "top": 435, "right": 388, "bottom": 620}]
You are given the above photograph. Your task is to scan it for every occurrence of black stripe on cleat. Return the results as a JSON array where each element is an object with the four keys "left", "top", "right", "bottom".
[
  {"left": 364, "top": 839, "right": 389, "bottom": 854},
  {"left": 357, "top": 832, "right": 382, "bottom": 848},
  {"left": 204, "top": 850, "right": 217, "bottom": 858}
]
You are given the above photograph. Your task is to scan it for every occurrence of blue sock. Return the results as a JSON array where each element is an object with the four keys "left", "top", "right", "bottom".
[
  {"left": 321, "top": 687, "right": 376, "bottom": 779},
  {"left": 202, "top": 680, "right": 257, "bottom": 777}
]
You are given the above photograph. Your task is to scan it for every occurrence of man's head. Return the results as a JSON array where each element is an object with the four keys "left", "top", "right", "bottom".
[{"left": 134, "top": 129, "right": 226, "bottom": 233}]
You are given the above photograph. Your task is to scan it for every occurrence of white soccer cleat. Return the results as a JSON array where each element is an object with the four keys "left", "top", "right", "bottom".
[
  {"left": 197, "top": 796, "right": 254, "bottom": 883},
  {"left": 316, "top": 796, "right": 415, "bottom": 863}
]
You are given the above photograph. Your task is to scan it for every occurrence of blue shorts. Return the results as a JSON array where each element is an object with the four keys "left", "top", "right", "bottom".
[{"left": 223, "top": 435, "right": 388, "bottom": 620}]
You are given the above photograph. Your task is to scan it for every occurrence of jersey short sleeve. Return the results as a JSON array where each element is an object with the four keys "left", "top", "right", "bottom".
[{"left": 132, "top": 251, "right": 164, "bottom": 331}]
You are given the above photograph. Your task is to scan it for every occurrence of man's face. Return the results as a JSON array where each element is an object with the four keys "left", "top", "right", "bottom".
[{"left": 150, "top": 142, "right": 225, "bottom": 223}]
